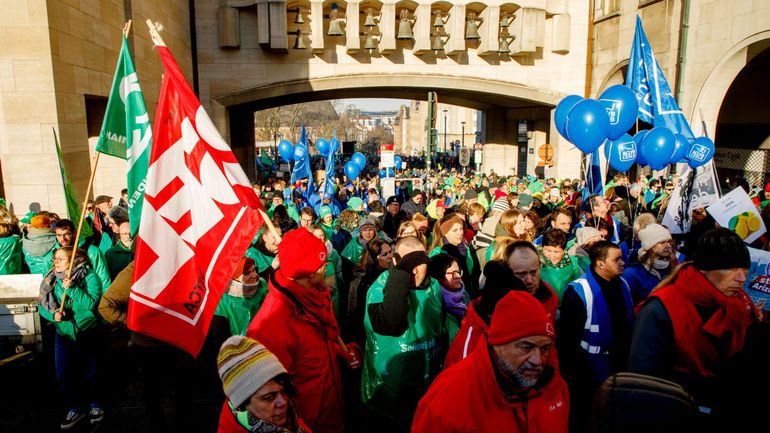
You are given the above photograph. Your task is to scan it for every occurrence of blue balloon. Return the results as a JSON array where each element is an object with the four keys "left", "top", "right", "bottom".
[
  {"left": 394, "top": 155, "right": 403, "bottom": 170},
  {"left": 278, "top": 140, "right": 294, "bottom": 162},
  {"left": 378, "top": 169, "right": 386, "bottom": 178},
  {"left": 598, "top": 84, "right": 640, "bottom": 140},
  {"left": 687, "top": 136, "right": 715, "bottom": 168},
  {"left": 344, "top": 161, "right": 360, "bottom": 180},
  {"left": 293, "top": 144, "right": 307, "bottom": 162},
  {"left": 607, "top": 134, "right": 637, "bottom": 172},
  {"left": 555, "top": 95, "right": 583, "bottom": 139},
  {"left": 633, "top": 131, "right": 649, "bottom": 166},
  {"left": 351, "top": 152, "right": 366, "bottom": 171},
  {"left": 386, "top": 168, "right": 394, "bottom": 177},
  {"left": 330, "top": 137, "right": 341, "bottom": 154},
  {"left": 640, "top": 127, "right": 676, "bottom": 170},
  {"left": 566, "top": 99, "right": 610, "bottom": 154},
  {"left": 316, "top": 138, "right": 330, "bottom": 156},
  {"left": 670, "top": 134, "right": 690, "bottom": 164}
]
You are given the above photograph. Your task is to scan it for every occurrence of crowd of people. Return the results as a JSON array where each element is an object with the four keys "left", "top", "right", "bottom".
[{"left": 0, "top": 167, "right": 768, "bottom": 433}]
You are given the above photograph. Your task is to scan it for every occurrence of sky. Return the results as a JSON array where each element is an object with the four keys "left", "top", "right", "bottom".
[{"left": 335, "top": 98, "right": 409, "bottom": 113}]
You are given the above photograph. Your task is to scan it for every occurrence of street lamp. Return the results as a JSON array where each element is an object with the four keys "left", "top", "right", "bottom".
[{"left": 443, "top": 108, "right": 448, "bottom": 153}]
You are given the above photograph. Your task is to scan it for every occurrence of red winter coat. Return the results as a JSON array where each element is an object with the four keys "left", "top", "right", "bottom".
[
  {"left": 246, "top": 279, "right": 345, "bottom": 433},
  {"left": 444, "top": 300, "right": 487, "bottom": 368},
  {"left": 217, "top": 402, "right": 312, "bottom": 433},
  {"left": 413, "top": 336, "right": 570, "bottom": 433}
]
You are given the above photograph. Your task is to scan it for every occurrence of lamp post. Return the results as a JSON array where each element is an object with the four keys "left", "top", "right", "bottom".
[{"left": 443, "top": 108, "right": 448, "bottom": 153}]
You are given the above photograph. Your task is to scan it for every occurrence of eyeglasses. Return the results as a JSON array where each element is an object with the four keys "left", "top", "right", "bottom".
[
  {"left": 445, "top": 269, "right": 463, "bottom": 278},
  {"left": 53, "top": 257, "right": 68, "bottom": 263}
]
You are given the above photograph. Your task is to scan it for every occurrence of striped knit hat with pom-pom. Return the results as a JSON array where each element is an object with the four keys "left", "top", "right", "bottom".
[{"left": 217, "top": 336, "right": 287, "bottom": 409}]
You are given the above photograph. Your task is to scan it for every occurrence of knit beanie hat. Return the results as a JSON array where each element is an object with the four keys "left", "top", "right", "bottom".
[
  {"left": 318, "top": 205, "right": 332, "bottom": 219},
  {"left": 30, "top": 215, "right": 51, "bottom": 229},
  {"left": 358, "top": 215, "right": 378, "bottom": 230},
  {"left": 637, "top": 224, "right": 672, "bottom": 257},
  {"left": 464, "top": 189, "right": 478, "bottom": 200},
  {"left": 491, "top": 198, "right": 510, "bottom": 213},
  {"left": 439, "top": 216, "right": 464, "bottom": 236},
  {"left": 217, "top": 336, "right": 287, "bottom": 409},
  {"left": 576, "top": 227, "right": 602, "bottom": 246},
  {"left": 232, "top": 257, "right": 256, "bottom": 279},
  {"left": 347, "top": 197, "right": 364, "bottom": 211},
  {"left": 411, "top": 188, "right": 423, "bottom": 198},
  {"left": 488, "top": 291, "right": 555, "bottom": 345},
  {"left": 693, "top": 228, "right": 750, "bottom": 271},
  {"left": 518, "top": 194, "right": 534, "bottom": 208},
  {"left": 278, "top": 228, "right": 327, "bottom": 278}
]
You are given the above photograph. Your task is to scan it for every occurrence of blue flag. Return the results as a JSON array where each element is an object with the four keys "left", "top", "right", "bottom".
[
  {"left": 291, "top": 125, "right": 312, "bottom": 184},
  {"left": 323, "top": 140, "right": 336, "bottom": 199},
  {"left": 583, "top": 151, "right": 604, "bottom": 207},
  {"left": 626, "top": 16, "right": 695, "bottom": 138}
]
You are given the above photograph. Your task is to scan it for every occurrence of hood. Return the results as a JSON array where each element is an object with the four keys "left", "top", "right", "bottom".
[{"left": 23, "top": 228, "right": 56, "bottom": 257}]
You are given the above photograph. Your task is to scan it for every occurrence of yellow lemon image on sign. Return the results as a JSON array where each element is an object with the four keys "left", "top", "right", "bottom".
[
  {"left": 734, "top": 218, "right": 749, "bottom": 239},
  {"left": 747, "top": 214, "right": 762, "bottom": 232}
]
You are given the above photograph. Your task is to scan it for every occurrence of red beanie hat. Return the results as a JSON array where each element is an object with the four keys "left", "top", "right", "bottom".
[
  {"left": 232, "top": 257, "right": 256, "bottom": 279},
  {"left": 278, "top": 228, "right": 327, "bottom": 279},
  {"left": 487, "top": 291, "right": 554, "bottom": 345}
]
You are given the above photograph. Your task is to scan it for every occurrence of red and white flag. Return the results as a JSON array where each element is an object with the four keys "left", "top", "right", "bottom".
[{"left": 127, "top": 43, "right": 264, "bottom": 356}]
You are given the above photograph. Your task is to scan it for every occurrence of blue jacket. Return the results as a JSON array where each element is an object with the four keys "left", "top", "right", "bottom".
[{"left": 622, "top": 261, "right": 666, "bottom": 305}]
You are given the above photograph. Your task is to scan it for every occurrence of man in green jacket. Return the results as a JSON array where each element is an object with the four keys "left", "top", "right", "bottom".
[{"left": 104, "top": 222, "right": 134, "bottom": 280}]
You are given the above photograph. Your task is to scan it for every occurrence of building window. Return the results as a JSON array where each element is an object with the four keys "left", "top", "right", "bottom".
[{"left": 595, "top": 0, "right": 620, "bottom": 17}]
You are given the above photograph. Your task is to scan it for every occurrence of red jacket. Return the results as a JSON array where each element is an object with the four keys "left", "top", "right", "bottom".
[
  {"left": 217, "top": 403, "right": 312, "bottom": 433},
  {"left": 413, "top": 336, "right": 570, "bottom": 433},
  {"left": 444, "top": 300, "right": 487, "bottom": 368},
  {"left": 247, "top": 279, "right": 344, "bottom": 433}
]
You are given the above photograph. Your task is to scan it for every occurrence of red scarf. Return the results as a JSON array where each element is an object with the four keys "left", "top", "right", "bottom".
[
  {"left": 274, "top": 271, "right": 340, "bottom": 340},
  {"left": 655, "top": 266, "right": 757, "bottom": 376}
]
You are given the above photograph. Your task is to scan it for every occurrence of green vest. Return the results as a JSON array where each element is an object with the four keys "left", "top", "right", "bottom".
[
  {"left": 429, "top": 245, "right": 475, "bottom": 275},
  {"left": 539, "top": 254, "right": 584, "bottom": 303},
  {"left": 341, "top": 238, "right": 366, "bottom": 266},
  {"left": 245, "top": 245, "right": 276, "bottom": 274},
  {"left": 362, "top": 271, "right": 445, "bottom": 416}
]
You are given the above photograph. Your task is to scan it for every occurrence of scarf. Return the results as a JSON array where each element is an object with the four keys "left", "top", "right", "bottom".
[
  {"left": 22, "top": 228, "right": 56, "bottom": 257},
  {"left": 272, "top": 271, "right": 340, "bottom": 340},
  {"left": 674, "top": 266, "right": 757, "bottom": 359},
  {"left": 442, "top": 236, "right": 468, "bottom": 257},
  {"left": 234, "top": 402, "right": 307, "bottom": 433},
  {"left": 38, "top": 263, "right": 89, "bottom": 313},
  {"left": 441, "top": 285, "right": 467, "bottom": 316},
  {"left": 227, "top": 280, "right": 260, "bottom": 298}
]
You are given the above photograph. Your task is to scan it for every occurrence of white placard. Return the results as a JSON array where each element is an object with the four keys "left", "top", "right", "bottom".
[
  {"left": 662, "top": 162, "right": 720, "bottom": 234},
  {"left": 707, "top": 187, "right": 766, "bottom": 244},
  {"left": 381, "top": 151, "right": 395, "bottom": 168},
  {"left": 381, "top": 177, "right": 395, "bottom": 200}
]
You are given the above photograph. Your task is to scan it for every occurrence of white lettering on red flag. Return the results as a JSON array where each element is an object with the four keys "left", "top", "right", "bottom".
[{"left": 128, "top": 45, "right": 264, "bottom": 356}]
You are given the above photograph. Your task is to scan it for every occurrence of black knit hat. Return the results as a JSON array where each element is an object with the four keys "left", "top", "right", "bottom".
[
  {"left": 477, "top": 260, "right": 529, "bottom": 324},
  {"left": 693, "top": 228, "right": 750, "bottom": 271}
]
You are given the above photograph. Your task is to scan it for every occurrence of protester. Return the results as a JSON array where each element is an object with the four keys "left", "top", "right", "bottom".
[
  {"left": 53, "top": 219, "right": 111, "bottom": 291},
  {"left": 38, "top": 246, "right": 105, "bottom": 430},
  {"left": 216, "top": 336, "right": 309, "bottom": 433},
  {"left": 212, "top": 257, "right": 268, "bottom": 337},
  {"left": 622, "top": 223, "right": 676, "bottom": 304},
  {"left": 346, "top": 238, "right": 391, "bottom": 347},
  {"left": 628, "top": 228, "right": 762, "bottom": 429},
  {"left": 504, "top": 241, "right": 558, "bottom": 319},
  {"left": 538, "top": 229, "right": 583, "bottom": 302},
  {"left": 0, "top": 221, "right": 22, "bottom": 274},
  {"left": 428, "top": 215, "right": 479, "bottom": 297},
  {"left": 22, "top": 214, "right": 57, "bottom": 274},
  {"left": 557, "top": 240, "right": 634, "bottom": 433},
  {"left": 427, "top": 253, "right": 469, "bottom": 342},
  {"left": 381, "top": 196, "right": 407, "bottom": 239},
  {"left": 247, "top": 228, "right": 360, "bottom": 433},
  {"left": 413, "top": 291, "right": 569, "bottom": 433},
  {"left": 401, "top": 188, "right": 425, "bottom": 216},
  {"left": 246, "top": 226, "right": 281, "bottom": 280},
  {"left": 104, "top": 221, "right": 133, "bottom": 280},
  {"left": 341, "top": 215, "right": 379, "bottom": 265}
]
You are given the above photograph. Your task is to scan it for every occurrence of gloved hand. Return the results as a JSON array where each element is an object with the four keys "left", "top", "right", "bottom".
[
  {"left": 394, "top": 250, "right": 430, "bottom": 274},
  {"left": 338, "top": 342, "right": 362, "bottom": 369}
]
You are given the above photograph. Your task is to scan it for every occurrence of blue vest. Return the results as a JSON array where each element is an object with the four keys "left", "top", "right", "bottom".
[{"left": 568, "top": 271, "right": 633, "bottom": 384}]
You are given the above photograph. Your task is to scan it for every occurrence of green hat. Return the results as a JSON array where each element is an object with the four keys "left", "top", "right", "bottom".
[
  {"left": 20, "top": 211, "right": 36, "bottom": 225},
  {"left": 318, "top": 206, "right": 332, "bottom": 219},
  {"left": 347, "top": 197, "right": 364, "bottom": 211}
]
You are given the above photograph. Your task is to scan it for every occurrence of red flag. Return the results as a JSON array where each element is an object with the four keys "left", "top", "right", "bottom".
[{"left": 127, "top": 45, "right": 264, "bottom": 356}]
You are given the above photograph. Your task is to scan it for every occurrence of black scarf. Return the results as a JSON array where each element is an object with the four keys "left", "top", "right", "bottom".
[{"left": 39, "top": 263, "right": 89, "bottom": 313}]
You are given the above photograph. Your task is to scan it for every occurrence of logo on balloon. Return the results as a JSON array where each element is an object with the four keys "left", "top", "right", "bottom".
[
  {"left": 602, "top": 99, "right": 622, "bottom": 125},
  {"left": 688, "top": 143, "right": 709, "bottom": 162},
  {"left": 618, "top": 142, "right": 636, "bottom": 162}
]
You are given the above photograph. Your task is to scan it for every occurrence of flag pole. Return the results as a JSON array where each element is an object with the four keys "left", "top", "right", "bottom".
[
  {"left": 59, "top": 21, "right": 134, "bottom": 313},
  {"left": 146, "top": 19, "right": 167, "bottom": 47}
]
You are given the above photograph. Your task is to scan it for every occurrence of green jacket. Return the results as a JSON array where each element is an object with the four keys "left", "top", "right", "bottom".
[
  {"left": 22, "top": 229, "right": 56, "bottom": 275},
  {"left": 55, "top": 241, "right": 112, "bottom": 294},
  {"left": 245, "top": 243, "right": 277, "bottom": 276},
  {"left": 341, "top": 237, "right": 366, "bottom": 266},
  {"left": 539, "top": 251, "right": 583, "bottom": 303},
  {"left": 214, "top": 279, "right": 268, "bottom": 336},
  {"left": 104, "top": 242, "right": 133, "bottom": 281},
  {"left": 38, "top": 272, "right": 103, "bottom": 340},
  {"left": 0, "top": 235, "right": 22, "bottom": 275},
  {"left": 429, "top": 245, "right": 474, "bottom": 276}
]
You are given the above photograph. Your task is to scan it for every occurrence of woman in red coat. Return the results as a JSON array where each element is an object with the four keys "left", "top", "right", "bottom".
[{"left": 247, "top": 228, "right": 360, "bottom": 433}]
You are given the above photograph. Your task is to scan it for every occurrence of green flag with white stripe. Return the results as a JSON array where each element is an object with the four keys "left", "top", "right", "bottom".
[{"left": 95, "top": 35, "right": 151, "bottom": 237}]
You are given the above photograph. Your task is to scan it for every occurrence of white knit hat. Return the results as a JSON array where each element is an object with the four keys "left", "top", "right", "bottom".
[
  {"left": 576, "top": 227, "right": 602, "bottom": 246},
  {"left": 637, "top": 224, "right": 672, "bottom": 257},
  {"left": 491, "top": 198, "right": 510, "bottom": 213},
  {"left": 217, "top": 336, "right": 287, "bottom": 409}
]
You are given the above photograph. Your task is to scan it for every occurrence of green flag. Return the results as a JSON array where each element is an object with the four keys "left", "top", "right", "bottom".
[
  {"left": 53, "top": 129, "right": 93, "bottom": 237},
  {"left": 95, "top": 35, "right": 151, "bottom": 237}
]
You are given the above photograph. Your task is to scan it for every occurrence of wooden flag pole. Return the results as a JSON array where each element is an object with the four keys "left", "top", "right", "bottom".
[
  {"left": 58, "top": 21, "right": 134, "bottom": 313},
  {"left": 257, "top": 208, "right": 349, "bottom": 353},
  {"left": 146, "top": 19, "right": 167, "bottom": 47}
]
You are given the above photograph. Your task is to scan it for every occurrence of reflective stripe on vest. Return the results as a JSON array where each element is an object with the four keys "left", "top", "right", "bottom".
[{"left": 574, "top": 278, "right": 603, "bottom": 355}]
